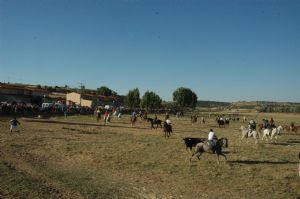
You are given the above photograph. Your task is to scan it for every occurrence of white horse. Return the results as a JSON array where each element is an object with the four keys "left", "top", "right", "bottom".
[
  {"left": 262, "top": 125, "right": 283, "bottom": 141},
  {"left": 240, "top": 126, "right": 260, "bottom": 144},
  {"left": 243, "top": 116, "right": 247, "bottom": 123}
]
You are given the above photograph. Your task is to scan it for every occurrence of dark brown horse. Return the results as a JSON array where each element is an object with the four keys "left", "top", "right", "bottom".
[
  {"left": 131, "top": 115, "right": 137, "bottom": 126},
  {"left": 163, "top": 122, "right": 172, "bottom": 138},
  {"left": 283, "top": 124, "right": 299, "bottom": 134},
  {"left": 191, "top": 115, "right": 198, "bottom": 125},
  {"left": 147, "top": 118, "right": 162, "bottom": 129}
]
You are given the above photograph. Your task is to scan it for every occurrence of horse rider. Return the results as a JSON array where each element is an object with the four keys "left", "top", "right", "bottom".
[
  {"left": 96, "top": 108, "right": 101, "bottom": 121},
  {"left": 165, "top": 112, "right": 169, "bottom": 120},
  {"left": 165, "top": 119, "right": 172, "bottom": 132},
  {"left": 132, "top": 110, "right": 137, "bottom": 117},
  {"left": 154, "top": 114, "right": 158, "bottom": 122},
  {"left": 248, "top": 119, "right": 256, "bottom": 137},
  {"left": 262, "top": 118, "right": 269, "bottom": 129},
  {"left": 270, "top": 117, "right": 276, "bottom": 129},
  {"left": 10, "top": 117, "right": 21, "bottom": 132},
  {"left": 176, "top": 111, "right": 180, "bottom": 119},
  {"left": 207, "top": 129, "right": 218, "bottom": 152},
  {"left": 290, "top": 122, "right": 296, "bottom": 131}
]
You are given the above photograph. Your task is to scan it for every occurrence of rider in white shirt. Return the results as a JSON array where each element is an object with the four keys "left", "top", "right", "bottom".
[{"left": 208, "top": 129, "right": 217, "bottom": 148}]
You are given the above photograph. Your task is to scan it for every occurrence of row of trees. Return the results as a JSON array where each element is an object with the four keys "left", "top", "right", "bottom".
[
  {"left": 124, "top": 87, "right": 198, "bottom": 110},
  {"left": 37, "top": 83, "right": 198, "bottom": 110}
]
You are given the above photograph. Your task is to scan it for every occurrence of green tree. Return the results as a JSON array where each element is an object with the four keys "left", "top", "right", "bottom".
[
  {"left": 96, "top": 86, "right": 117, "bottom": 96},
  {"left": 141, "top": 91, "right": 162, "bottom": 110},
  {"left": 173, "top": 87, "right": 198, "bottom": 109},
  {"left": 124, "top": 88, "right": 140, "bottom": 109}
]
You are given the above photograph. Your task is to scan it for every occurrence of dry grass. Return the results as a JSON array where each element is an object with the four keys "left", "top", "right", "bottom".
[{"left": 0, "top": 113, "right": 300, "bottom": 199}]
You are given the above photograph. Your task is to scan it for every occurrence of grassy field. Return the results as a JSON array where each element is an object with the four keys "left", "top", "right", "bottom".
[{"left": 0, "top": 112, "right": 300, "bottom": 199}]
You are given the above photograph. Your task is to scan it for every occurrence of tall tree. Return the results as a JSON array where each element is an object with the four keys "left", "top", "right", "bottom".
[
  {"left": 124, "top": 88, "right": 140, "bottom": 109},
  {"left": 141, "top": 91, "right": 162, "bottom": 110},
  {"left": 173, "top": 87, "right": 198, "bottom": 109},
  {"left": 96, "top": 86, "right": 117, "bottom": 96}
]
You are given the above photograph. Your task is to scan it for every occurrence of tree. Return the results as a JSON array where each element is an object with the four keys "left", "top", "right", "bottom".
[
  {"left": 141, "top": 91, "right": 162, "bottom": 110},
  {"left": 96, "top": 86, "right": 117, "bottom": 96},
  {"left": 173, "top": 87, "right": 198, "bottom": 109},
  {"left": 124, "top": 88, "right": 140, "bottom": 109}
]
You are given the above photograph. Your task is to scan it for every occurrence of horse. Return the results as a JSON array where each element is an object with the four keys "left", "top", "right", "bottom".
[
  {"left": 190, "top": 138, "right": 228, "bottom": 164},
  {"left": 191, "top": 115, "right": 197, "bottom": 125},
  {"left": 258, "top": 123, "right": 265, "bottom": 133},
  {"left": 217, "top": 119, "right": 225, "bottom": 128},
  {"left": 225, "top": 118, "right": 230, "bottom": 125},
  {"left": 183, "top": 137, "right": 206, "bottom": 151},
  {"left": 262, "top": 125, "right": 284, "bottom": 141},
  {"left": 284, "top": 124, "right": 299, "bottom": 134},
  {"left": 200, "top": 117, "right": 205, "bottom": 124},
  {"left": 131, "top": 115, "right": 137, "bottom": 126},
  {"left": 147, "top": 118, "right": 162, "bottom": 129},
  {"left": 163, "top": 122, "right": 172, "bottom": 138},
  {"left": 240, "top": 126, "right": 260, "bottom": 144}
]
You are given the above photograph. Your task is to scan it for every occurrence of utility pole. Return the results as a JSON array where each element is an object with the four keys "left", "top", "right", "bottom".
[{"left": 78, "top": 82, "right": 84, "bottom": 106}]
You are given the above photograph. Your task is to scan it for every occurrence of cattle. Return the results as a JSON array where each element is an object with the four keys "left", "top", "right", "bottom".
[{"left": 183, "top": 137, "right": 206, "bottom": 151}]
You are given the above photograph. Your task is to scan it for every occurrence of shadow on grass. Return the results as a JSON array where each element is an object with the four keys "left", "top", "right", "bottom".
[
  {"left": 228, "top": 160, "right": 298, "bottom": 165},
  {"left": 266, "top": 141, "right": 300, "bottom": 145},
  {"left": 286, "top": 140, "right": 300, "bottom": 144},
  {"left": 23, "top": 119, "right": 149, "bottom": 130}
]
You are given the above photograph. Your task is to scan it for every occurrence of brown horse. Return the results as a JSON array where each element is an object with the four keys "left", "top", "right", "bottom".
[
  {"left": 163, "top": 122, "right": 172, "bottom": 138},
  {"left": 147, "top": 118, "right": 162, "bottom": 129},
  {"left": 131, "top": 115, "right": 137, "bottom": 126},
  {"left": 283, "top": 125, "right": 299, "bottom": 134},
  {"left": 191, "top": 115, "right": 198, "bottom": 125}
]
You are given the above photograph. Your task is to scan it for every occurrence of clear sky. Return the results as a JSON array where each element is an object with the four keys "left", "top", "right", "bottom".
[{"left": 0, "top": 0, "right": 299, "bottom": 102}]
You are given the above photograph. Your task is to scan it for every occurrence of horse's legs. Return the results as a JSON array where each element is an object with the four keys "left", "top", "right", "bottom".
[
  {"left": 190, "top": 152, "right": 201, "bottom": 162},
  {"left": 261, "top": 133, "right": 266, "bottom": 141},
  {"left": 196, "top": 152, "right": 202, "bottom": 160},
  {"left": 219, "top": 153, "right": 227, "bottom": 161},
  {"left": 216, "top": 154, "right": 220, "bottom": 164}
]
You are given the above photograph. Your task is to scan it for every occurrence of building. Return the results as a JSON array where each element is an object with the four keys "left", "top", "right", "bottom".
[
  {"left": 66, "top": 92, "right": 93, "bottom": 107},
  {"left": 66, "top": 92, "right": 119, "bottom": 108},
  {"left": 0, "top": 83, "right": 49, "bottom": 104}
]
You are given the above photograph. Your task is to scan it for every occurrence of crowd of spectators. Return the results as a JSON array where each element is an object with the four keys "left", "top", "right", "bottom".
[{"left": 0, "top": 102, "right": 94, "bottom": 117}]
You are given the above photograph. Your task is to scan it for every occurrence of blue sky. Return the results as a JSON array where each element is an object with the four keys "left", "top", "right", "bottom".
[{"left": 0, "top": 0, "right": 299, "bottom": 102}]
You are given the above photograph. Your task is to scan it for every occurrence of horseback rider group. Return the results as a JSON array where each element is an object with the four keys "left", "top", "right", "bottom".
[{"left": 262, "top": 117, "right": 276, "bottom": 130}]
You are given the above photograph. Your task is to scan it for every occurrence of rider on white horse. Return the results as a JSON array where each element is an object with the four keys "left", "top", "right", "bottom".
[{"left": 248, "top": 119, "right": 256, "bottom": 137}]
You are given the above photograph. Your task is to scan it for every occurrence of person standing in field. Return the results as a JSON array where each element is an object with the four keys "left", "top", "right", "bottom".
[
  {"left": 96, "top": 108, "right": 101, "bottom": 121},
  {"left": 10, "top": 117, "right": 21, "bottom": 133},
  {"left": 104, "top": 110, "right": 109, "bottom": 124}
]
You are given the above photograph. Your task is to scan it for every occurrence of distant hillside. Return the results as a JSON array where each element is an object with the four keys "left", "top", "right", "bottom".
[
  {"left": 230, "top": 101, "right": 300, "bottom": 113},
  {"left": 197, "top": 100, "right": 231, "bottom": 108},
  {"left": 197, "top": 100, "right": 300, "bottom": 113}
]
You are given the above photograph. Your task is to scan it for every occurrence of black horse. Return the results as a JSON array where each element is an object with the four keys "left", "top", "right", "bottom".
[
  {"left": 163, "top": 122, "right": 172, "bottom": 138},
  {"left": 190, "top": 138, "right": 228, "bottom": 164},
  {"left": 147, "top": 118, "right": 162, "bottom": 129},
  {"left": 217, "top": 119, "right": 225, "bottom": 128},
  {"left": 225, "top": 118, "right": 230, "bottom": 125}
]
